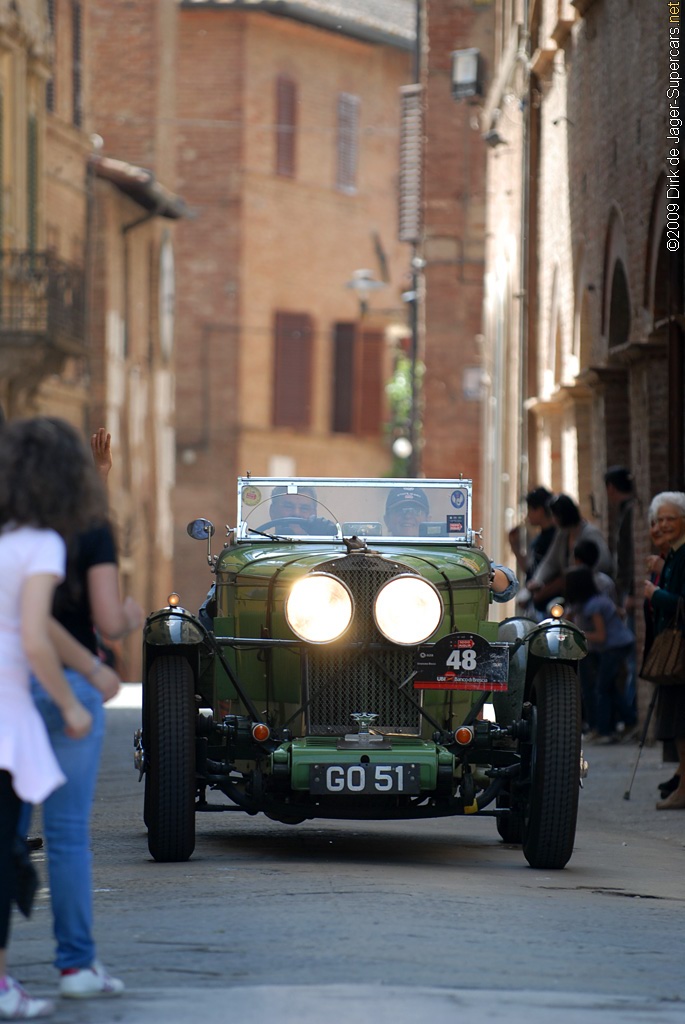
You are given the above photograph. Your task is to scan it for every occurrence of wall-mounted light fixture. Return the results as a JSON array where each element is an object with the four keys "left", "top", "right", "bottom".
[
  {"left": 451, "top": 48, "right": 483, "bottom": 100},
  {"left": 345, "top": 268, "right": 385, "bottom": 316}
]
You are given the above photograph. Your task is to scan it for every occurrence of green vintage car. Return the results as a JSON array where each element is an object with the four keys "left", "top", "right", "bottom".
[{"left": 136, "top": 477, "right": 587, "bottom": 869}]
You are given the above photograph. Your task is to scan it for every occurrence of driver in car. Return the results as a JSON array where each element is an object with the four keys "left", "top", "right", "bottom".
[
  {"left": 269, "top": 485, "right": 317, "bottom": 522},
  {"left": 384, "top": 486, "right": 430, "bottom": 537},
  {"left": 384, "top": 486, "right": 518, "bottom": 602}
]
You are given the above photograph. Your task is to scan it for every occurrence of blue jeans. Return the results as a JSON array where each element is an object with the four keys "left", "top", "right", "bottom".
[
  {"left": 596, "top": 642, "right": 635, "bottom": 737},
  {"left": 29, "top": 670, "right": 105, "bottom": 971}
]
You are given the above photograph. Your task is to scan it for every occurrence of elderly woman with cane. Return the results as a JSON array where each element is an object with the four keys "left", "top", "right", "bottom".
[{"left": 643, "top": 491, "right": 685, "bottom": 810}]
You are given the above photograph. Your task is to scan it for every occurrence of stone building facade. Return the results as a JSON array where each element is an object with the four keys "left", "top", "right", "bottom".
[
  {"left": 0, "top": 0, "right": 183, "bottom": 679},
  {"left": 481, "top": 0, "right": 682, "bottom": 647}
]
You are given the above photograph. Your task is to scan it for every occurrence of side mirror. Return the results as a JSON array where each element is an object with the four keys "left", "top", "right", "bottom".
[
  {"left": 187, "top": 518, "right": 215, "bottom": 540},
  {"left": 187, "top": 519, "right": 216, "bottom": 569}
]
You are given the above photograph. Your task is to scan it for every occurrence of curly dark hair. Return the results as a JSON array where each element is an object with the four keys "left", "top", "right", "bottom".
[
  {"left": 0, "top": 417, "right": 108, "bottom": 540},
  {"left": 549, "top": 493, "right": 581, "bottom": 528}
]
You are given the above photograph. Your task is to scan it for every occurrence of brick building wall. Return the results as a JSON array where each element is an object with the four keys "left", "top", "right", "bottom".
[
  {"left": 421, "top": 0, "right": 495, "bottom": 533},
  {"left": 482, "top": 0, "right": 682, "bottom": 696},
  {"left": 172, "top": 6, "right": 413, "bottom": 610},
  {"left": 171, "top": 9, "right": 245, "bottom": 603}
]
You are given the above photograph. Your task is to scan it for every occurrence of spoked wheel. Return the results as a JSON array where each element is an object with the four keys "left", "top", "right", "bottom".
[
  {"left": 521, "top": 663, "right": 581, "bottom": 870},
  {"left": 145, "top": 656, "right": 196, "bottom": 863}
]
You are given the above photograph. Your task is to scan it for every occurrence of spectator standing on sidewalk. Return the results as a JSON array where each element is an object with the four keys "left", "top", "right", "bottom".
[
  {"left": 566, "top": 539, "right": 618, "bottom": 735},
  {"left": 643, "top": 514, "right": 680, "bottom": 798},
  {"left": 527, "top": 493, "right": 614, "bottom": 610},
  {"left": 643, "top": 491, "right": 685, "bottom": 810},
  {"left": 565, "top": 565, "right": 636, "bottom": 744},
  {"left": 26, "top": 427, "right": 144, "bottom": 999},
  {"left": 508, "top": 486, "right": 556, "bottom": 620},
  {"left": 0, "top": 417, "right": 112, "bottom": 1021},
  {"left": 572, "top": 538, "right": 618, "bottom": 603},
  {"left": 605, "top": 467, "right": 637, "bottom": 723}
]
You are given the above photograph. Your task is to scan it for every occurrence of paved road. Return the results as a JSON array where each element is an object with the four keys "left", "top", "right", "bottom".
[{"left": 10, "top": 686, "right": 685, "bottom": 1024}]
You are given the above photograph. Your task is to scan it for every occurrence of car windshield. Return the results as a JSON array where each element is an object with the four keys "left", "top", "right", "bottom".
[{"left": 236, "top": 478, "right": 473, "bottom": 543}]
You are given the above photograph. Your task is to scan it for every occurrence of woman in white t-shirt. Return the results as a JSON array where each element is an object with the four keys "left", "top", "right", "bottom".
[{"left": 0, "top": 417, "right": 116, "bottom": 1021}]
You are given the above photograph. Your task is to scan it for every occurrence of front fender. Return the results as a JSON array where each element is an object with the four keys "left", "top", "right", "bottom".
[
  {"left": 494, "top": 616, "right": 538, "bottom": 725},
  {"left": 527, "top": 618, "right": 587, "bottom": 661},
  {"left": 144, "top": 607, "right": 208, "bottom": 647}
]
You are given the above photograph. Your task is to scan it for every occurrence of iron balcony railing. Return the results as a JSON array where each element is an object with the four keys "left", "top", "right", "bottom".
[{"left": 0, "top": 249, "right": 86, "bottom": 350}]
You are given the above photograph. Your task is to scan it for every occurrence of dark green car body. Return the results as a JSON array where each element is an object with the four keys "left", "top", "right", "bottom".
[{"left": 137, "top": 478, "right": 587, "bottom": 868}]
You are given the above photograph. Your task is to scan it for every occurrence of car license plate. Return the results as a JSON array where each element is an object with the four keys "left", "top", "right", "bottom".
[{"left": 309, "top": 763, "right": 421, "bottom": 795}]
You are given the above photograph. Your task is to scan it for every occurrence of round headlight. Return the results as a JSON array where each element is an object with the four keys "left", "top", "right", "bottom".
[
  {"left": 373, "top": 574, "right": 443, "bottom": 646},
  {"left": 285, "top": 573, "right": 354, "bottom": 644}
]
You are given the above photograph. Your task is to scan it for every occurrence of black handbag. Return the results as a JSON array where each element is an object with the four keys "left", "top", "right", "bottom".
[
  {"left": 11, "top": 836, "right": 39, "bottom": 919},
  {"left": 641, "top": 598, "right": 685, "bottom": 686}
]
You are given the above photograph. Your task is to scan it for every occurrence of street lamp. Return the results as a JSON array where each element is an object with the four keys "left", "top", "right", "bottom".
[{"left": 345, "top": 268, "right": 385, "bottom": 316}]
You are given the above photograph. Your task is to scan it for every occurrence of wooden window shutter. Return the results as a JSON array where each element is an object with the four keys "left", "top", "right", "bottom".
[
  {"left": 272, "top": 312, "right": 313, "bottom": 428},
  {"left": 331, "top": 322, "right": 356, "bottom": 433},
  {"left": 336, "top": 93, "right": 359, "bottom": 192},
  {"left": 46, "top": 0, "right": 56, "bottom": 112},
  {"left": 398, "top": 84, "right": 423, "bottom": 243},
  {"left": 72, "top": 1, "right": 83, "bottom": 128},
  {"left": 275, "top": 75, "right": 297, "bottom": 177},
  {"left": 355, "top": 328, "right": 384, "bottom": 436}
]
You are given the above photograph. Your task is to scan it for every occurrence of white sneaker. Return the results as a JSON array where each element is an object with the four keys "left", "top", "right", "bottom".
[
  {"left": 59, "top": 962, "right": 124, "bottom": 999},
  {"left": 0, "top": 977, "right": 54, "bottom": 1019}
]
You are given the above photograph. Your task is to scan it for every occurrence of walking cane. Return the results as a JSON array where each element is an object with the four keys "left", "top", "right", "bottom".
[{"left": 623, "top": 685, "right": 658, "bottom": 800}]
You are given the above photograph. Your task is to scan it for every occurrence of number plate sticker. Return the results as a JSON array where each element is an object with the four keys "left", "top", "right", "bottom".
[
  {"left": 310, "top": 763, "right": 421, "bottom": 795},
  {"left": 414, "top": 632, "right": 509, "bottom": 691}
]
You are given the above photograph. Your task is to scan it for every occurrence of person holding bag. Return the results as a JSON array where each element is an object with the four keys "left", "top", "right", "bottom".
[{"left": 643, "top": 491, "right": 685, "bottom": 810}]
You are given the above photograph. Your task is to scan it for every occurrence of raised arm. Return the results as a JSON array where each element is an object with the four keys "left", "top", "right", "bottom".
[{"left": 90, "top": 428, "right": 112, "bottom": 484}]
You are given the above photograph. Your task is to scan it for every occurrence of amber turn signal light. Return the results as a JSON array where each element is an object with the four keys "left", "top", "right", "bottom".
[
  {"left": 454, "top": 726, "right": 474, "bottom": 746},
  {"left": 252, "top": 723, "right": 270, "bottom": 743},
  {"left": 168, "top": 593, "right": 181, "bottom": 607},
  {"left": 549, "top": 603, "right": 564, "bottom": 619}
]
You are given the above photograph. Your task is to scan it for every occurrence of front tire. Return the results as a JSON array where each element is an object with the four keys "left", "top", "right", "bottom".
[
  {"left": 522, "top": 663, "right": 581, "bottom": 870},
  {"left": 145, "top": 656, "right": 196, "bottom": 863}
]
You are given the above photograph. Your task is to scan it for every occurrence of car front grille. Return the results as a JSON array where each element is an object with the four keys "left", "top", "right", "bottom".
[{"left": 305, "top": 554, "right": 422, "bottom": 736}]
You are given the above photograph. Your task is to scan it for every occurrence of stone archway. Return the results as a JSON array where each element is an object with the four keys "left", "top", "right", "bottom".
[
  {"left": 644, "top": 174, "right": 684, "bottom": 492},
  {"left": 600, "top": 208, "right": 632, "bottom": 490}
]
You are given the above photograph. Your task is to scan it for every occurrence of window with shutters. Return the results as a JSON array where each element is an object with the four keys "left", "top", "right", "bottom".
[
  {"left": 332, "top": 323, "right": 355, "bottom": 433},
  {"left": 46, "top": 0, "right": 56, "bottom": 112},
  {"left": 275, "top": 75, "right": 297, "bottom": 177},
  {"left": 72, "top": 1, "right": 82, "bottom": 128},
  {"left": 27, "top": 115, "right": 38, "bottom": 253},
  {"left": 398, "top": 84, "right": 422, "bottom": 243},
  {"left": 272, "top": 312, "right": 313, "bottom": 429},
  {"left": 331, "top": 322, "right": 384, "bottom": 436},
  {"left": 356, "top": 328, "right": 384, "bottom": 435},
  {"left": 336, "top": 93, "right": 359, "bottom": 193}
]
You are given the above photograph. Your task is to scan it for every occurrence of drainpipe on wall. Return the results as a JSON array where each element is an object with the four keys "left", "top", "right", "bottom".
[
  {"left": 517, "top": 4, "right": 531, "bottom": 507},
  {"left": 407, "top": 0, "right": 422, "bottom": 479}
]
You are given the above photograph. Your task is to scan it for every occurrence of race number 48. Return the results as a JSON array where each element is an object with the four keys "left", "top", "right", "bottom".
[{"left": 446, "top": 648, "right": 477, "bottom": 671}]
